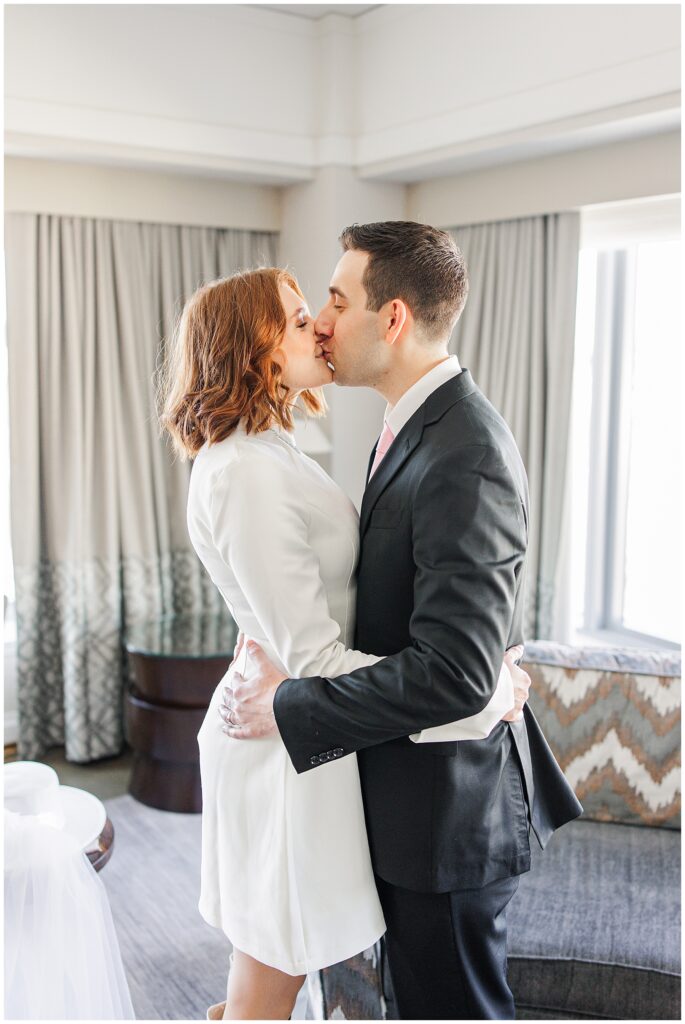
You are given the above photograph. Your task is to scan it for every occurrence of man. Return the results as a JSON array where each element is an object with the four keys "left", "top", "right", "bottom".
[{"left": 221, "top": 222, "right": 582, "bottom": 1019}]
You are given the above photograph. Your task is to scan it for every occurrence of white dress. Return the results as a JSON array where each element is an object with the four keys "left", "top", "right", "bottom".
[{"left": 187, "top": 422, "right": 387, "bottom": 975}]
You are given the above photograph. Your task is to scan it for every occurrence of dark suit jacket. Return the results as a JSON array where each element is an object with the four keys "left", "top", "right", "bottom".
[{"left": 274, "top": 370, "right": 582, "bottom": 892}]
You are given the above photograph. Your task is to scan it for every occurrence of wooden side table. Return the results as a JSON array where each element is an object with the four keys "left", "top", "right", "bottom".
[{"left": 123, "top": 611, "right": 236, "bottom": 813}]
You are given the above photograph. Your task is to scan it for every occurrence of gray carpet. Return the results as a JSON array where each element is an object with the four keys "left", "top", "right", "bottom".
[{"left": 101, "top": 795, "right": 232, "bottom": 1021}]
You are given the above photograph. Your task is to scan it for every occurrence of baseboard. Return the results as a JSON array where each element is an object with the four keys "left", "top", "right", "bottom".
[{"left": 4, "top": 710, "right": 18, "bottom": 747}]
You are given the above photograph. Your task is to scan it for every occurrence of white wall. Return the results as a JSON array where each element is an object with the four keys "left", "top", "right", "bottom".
[
  {"left": 408, "top": 131, "right": 681, "bottom": 227},
  {"left": 5, "top": 158, "right": 281, "bottom": 231},
  {"left": 356, "top": 4, "right": 679, "bottom": 176},
  {"left": 279, "top": 166, "right": 406, "bottom": 509},
  {"left": 6, "top": 4, "right": 679, "bottom": 182},
  {"left": 5, "top": 4, "right": 320, "bottom": 181}
]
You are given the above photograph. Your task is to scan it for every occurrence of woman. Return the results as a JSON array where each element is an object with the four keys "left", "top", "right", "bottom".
[{"left": 160, "top": 268, "right": 519, "bottom": 1020}]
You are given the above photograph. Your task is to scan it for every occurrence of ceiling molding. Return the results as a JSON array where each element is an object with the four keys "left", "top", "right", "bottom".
[
  {"left": 8, "top": 94, "right": 679, "bottom": 188},
  {"left": 255, "top": 4, "right": 380, "bottom": 20},
  {"left": 5, "top": 5, "right": 680, "bottom": 186},
  {"left": 357, "top": 93, "right": 682, "bottom": 183}
]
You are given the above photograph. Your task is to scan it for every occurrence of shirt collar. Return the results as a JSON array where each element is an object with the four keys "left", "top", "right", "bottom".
[{"left": 384, "top": 354, "right": 462, "bottom": 439}]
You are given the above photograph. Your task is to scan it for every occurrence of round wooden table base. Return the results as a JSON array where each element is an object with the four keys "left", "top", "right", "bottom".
[
  {"left": 87, "top": 818, "right": 115, "bottom": 872},
  {"left": 125, "top": 648, "right": 230, "bottom": 815},
  {"left": 128, "top": 753, "right": 202, "bottom": 814}
]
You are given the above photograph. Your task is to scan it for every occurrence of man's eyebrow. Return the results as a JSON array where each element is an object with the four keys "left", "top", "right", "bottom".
[{"left": 328, "top": 286, "right": 347, "bottom": 300}]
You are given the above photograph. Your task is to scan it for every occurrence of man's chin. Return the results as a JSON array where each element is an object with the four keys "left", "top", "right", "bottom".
[{"left": 329, "top": 369, "right": 361, "bottom": 387}]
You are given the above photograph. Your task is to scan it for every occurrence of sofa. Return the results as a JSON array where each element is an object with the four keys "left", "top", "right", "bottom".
[{"left": 311, "top": 642, "right": 681, "bottom": 1020}]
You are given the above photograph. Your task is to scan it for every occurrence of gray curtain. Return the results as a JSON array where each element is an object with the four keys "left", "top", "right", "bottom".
[
  {"left": 447, "top": 213, "right": 580, "bottom": 640},
  {"left": 6, "top": 214, "right": 278, "bottom": 762}
]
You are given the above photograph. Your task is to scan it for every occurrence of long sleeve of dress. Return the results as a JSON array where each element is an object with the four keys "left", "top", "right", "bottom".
[{"left": 208, "top": 453, "right": 383, "bottom": 680}]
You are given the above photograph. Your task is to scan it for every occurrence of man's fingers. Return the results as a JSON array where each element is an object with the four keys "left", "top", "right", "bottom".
[
  {"left": 218, "top": 702, "right": 240, "bottom": 726},
  {"left": 245, "top": 640, "right": 268, "bottom": 665},
  {"left": 222, "top": 722, "right": 269, "bottom": 740},
  {"left": 222, "top": 724, "right": 249, "bottom": 739},
  {"left": 222, "top": 674, "right": 243, "bottom": 701}
]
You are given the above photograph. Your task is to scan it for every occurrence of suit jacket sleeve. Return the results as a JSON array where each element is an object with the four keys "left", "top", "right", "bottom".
[{"left": 274, "top": 442, "right": 528, "bottom": 773}]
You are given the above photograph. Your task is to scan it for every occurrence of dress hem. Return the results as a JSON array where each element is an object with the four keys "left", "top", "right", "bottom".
[{"left": 198, "top": 903, "right": 386, "bottom": 977}]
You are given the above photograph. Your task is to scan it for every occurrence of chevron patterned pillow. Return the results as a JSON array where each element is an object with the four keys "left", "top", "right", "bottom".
[{"left": 522, "top": 642, "right": 681, "bottom": 829}]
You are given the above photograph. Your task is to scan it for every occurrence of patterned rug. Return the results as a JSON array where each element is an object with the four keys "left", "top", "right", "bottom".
[{"left": 100, "top": 794, "right": 231, "bottom": 1020}]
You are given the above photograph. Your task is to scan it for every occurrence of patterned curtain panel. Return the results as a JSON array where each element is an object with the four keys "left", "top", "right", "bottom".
[
  {"left": 447, "top": 213, "right": 580, "bottom": 640},
  {"left": 6, "top": 214, "right": 278, "bottom": 762}
]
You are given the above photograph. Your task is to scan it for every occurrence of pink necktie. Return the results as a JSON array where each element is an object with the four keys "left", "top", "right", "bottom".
[{"left": 370, "top": 422, "right": 395, "bottom": 479}]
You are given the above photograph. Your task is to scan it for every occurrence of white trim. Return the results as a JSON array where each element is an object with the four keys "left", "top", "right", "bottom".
[
  {"left": 573, "top": 629, "right": 680, "bottom": 654},
  {"left": 5, "top": 98, "right": 317, "bottom": 182},
  {"left": 5, "top": 157, "right": 283, "bottom": 231},
  {"left": 581, "top": 194, "right": 682, "bottom": 248}
]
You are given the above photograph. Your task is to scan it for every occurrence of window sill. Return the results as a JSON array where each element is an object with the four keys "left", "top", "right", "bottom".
[{"left": 573, "top": 628, "right": 680, "bottom": 653}]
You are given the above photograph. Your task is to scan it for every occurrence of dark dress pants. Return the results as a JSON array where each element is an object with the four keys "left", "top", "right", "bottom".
[{"left": 375, "top": 872, "right": 520, "bottom": 1020}]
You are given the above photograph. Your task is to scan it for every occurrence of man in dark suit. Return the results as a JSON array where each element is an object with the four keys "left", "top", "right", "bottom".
[{"left": 221, "top": 221, "right": 582, "bottom": 1019}]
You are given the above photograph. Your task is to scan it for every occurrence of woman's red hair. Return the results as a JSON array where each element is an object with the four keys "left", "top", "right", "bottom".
[{"left": 159, "top": 268, "right": 325, "bottom": 460}]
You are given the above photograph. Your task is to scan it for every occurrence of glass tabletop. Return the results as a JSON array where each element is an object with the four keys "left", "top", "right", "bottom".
[{"left": 123, "top": 610, "right": 239, "bottom": 659}]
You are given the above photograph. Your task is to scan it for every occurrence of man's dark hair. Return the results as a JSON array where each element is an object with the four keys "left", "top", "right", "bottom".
[{"left": 339, "top": 221, "right": 468, "bottom": 339}]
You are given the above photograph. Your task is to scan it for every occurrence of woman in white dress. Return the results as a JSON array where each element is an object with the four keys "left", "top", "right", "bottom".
[{"left": 160, "top": 268, "right": 519, "bottom": 1020}]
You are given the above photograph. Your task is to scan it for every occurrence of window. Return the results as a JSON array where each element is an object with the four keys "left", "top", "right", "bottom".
[
  {"left": 570, "top": 197, "right": 681, "bottom": 649},
  {"left": 1, "top": 252, "right": 14, "bottom": 644}
]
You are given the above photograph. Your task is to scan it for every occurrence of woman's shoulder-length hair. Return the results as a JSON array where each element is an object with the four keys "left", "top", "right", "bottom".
[{"left": 158, "top": 267, "right": 325, "bottom": 460}]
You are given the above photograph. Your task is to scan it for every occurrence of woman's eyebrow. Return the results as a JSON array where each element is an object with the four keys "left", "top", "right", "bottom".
[{"left": 292, "top": 306, "right": 308, "bottom": 319}]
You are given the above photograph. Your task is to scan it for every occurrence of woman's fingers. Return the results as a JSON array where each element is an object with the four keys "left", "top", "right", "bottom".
[
  {"left": 503, "top": 644, "right": 525, "bottom": 665},
  {"left": 502, "top": 655, "right": 531, "bottom": 722},
  {"left": 512, "top": 662, "right": 531, "bottom": 699}
]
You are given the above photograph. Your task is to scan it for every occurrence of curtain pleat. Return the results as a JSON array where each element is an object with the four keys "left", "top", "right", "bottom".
[
  {"left": 6, "top": 213, "right": 278, "bottom": 761},
  {"left": 448, "top": 212, "right": 580, "bottom": 639}
]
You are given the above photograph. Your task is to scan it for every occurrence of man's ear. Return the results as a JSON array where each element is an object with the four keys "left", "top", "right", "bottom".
[{"left": 382, "top": 299, "right": 409, "bottom": 346}]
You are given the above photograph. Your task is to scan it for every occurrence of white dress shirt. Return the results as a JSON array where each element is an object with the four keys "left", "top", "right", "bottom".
[
  {"left": 385, "top": 353, "right": 463, "bottom": 439},
  {"left": 378, "top": 354, "right": 517, "bottom": 743}
]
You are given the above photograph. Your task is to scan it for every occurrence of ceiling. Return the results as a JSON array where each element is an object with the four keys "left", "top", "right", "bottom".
[{"left": 256, "top": 4, "right": 380, "bottom": 18}]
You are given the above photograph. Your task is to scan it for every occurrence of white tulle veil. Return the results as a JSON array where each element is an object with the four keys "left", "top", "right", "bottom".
[{"left": 5, "top": 809, "right": 135, "bottom": 1020}]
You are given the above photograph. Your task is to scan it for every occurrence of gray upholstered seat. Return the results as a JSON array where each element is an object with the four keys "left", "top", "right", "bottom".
[{"left": 508, "top": 819, "right": 681, "bottom": 1020}]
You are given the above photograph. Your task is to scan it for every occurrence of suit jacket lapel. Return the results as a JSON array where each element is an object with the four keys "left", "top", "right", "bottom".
[
  {"left": 364, "top": 442, "right": 378, "bottom": 488},
  {"left": 360, "top": 408, "right": 425, "bottom": 537},
  {"left": 359, "top": 369, "right": 478, "bottom": 539}
]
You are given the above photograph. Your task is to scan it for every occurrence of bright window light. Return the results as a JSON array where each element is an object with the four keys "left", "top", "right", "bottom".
[
  {"left": 570, "top": 223, "right": 681, "bottom": 650},
  {"left": 622, "top": 241, "right": 682, "bottom": 642}
]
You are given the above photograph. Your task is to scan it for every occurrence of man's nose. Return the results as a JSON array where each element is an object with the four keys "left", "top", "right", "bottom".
[{"left": 314, "top": 312, "right": 333, "bottom": 339}]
